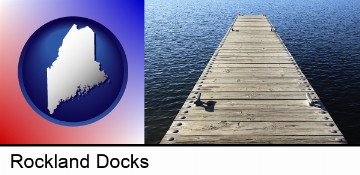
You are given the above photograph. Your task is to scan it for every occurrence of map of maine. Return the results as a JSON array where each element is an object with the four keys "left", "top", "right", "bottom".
[{"left": 47, "top": 24, "right": 109, "bottom": 114}]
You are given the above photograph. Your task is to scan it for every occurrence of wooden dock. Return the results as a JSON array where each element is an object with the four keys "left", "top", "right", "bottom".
[{"left": 160, "top": 15, "right": 346, "bottom": 144}]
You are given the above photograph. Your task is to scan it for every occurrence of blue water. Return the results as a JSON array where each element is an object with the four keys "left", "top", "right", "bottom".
[{"left": 145, "top": 0, "right": 360, "bottom": 144}]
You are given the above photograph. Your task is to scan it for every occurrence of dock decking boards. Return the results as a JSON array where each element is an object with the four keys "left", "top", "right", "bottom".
[{"left": 160, "top": 15, "right": 346, "bottom": 144}]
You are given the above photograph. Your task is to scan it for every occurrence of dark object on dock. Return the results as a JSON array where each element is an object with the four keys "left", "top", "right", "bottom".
[{"left": 194, "top": 93, "right": 202, "bottom": 106}]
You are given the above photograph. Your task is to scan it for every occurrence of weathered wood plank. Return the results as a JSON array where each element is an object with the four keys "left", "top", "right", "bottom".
[
  {"left": 182, "top": 100, "right": 313, "bottom": 106},
  {"left": 186, "top": 91, "right": 319, "bottom": 100},
  {"left": 218, "top": 48, "right": 287, "bottom": 53},
  {"left": 208, "top": 67, "right": 299, "bottom": 72},
  {"left": 227, "top": 35, "right": 276, "bottom": 37},
  {"left": 233, "top": 23, "right": 272, "bottom": 27},
  {"left": 216, "top": 52, "right": 290, "bottom": 57},
  {"left": 181, "top": 106, "right": 326, "bottom": 113},
  {"left": 235, "top": 18, "right": 267, "bottom": 21},
  {"left": 161, "top": 135, "right": 346, "bottom": 144},
  {"left": 209, "top": 64, "right": 296, "bottom": 68},
  {"left": 223, "top": 41, "right": 282, "bottom": 44},
  {"left": 225, "top": 36, "right": 280, "bottom": 39},
  {"left": 202, "top": 73, "right": 303, "bottom": 78},
  {"left": 220, "top": 45, "right": 286, "bottom": 48},
  {"left": 213, "top": 56, "right": 293, "bottom": 59},
  {"left": 200, "top": 77, "right": 305, "bottom": 83},
  {"left": 175, "top": 113, "right": 332, "bottom": 122},
  {"left": 227, "top": 30, "right": 274, "bottom": 34},
  {"left": 192, "top": 84, "right": 313, "bottom": 92},
  {"left": 166, "top": 121, "right": 343, "bottom": 136},
  {"left": 237, "top": 15, "right": 267, "bottom": 18},
  {"left": 232, "top": 27, "right": 273, "bottom": 31},
  {"left": 180, "top": 107, "right": 324, "bottom": 113},
  {"left": 219, "top": 47, "right": 284, "bottom": 49},
  {"left": 206, "top": 70, "right": 300, "bottom": 74},
  {"left": 212, "top": 60, "right": 295, "bottom": 64},
  {"left": 235, "top": 18, "right": 268, "bottom": 21},
  {"left": 221, "top": 42, "right": 284, "bottom": 46},
  {"left": 224, "top": 38, "right": 281, "bottom": 42}
]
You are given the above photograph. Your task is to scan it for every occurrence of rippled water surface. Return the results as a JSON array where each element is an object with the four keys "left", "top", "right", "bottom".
[{"left": 145, "top": 0, "right": 360, "bottom": 144}]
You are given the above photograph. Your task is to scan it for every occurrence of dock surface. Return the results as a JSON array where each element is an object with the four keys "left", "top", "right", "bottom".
[{"left": 161, "top": 15, "right": 346, "bottom": 144}]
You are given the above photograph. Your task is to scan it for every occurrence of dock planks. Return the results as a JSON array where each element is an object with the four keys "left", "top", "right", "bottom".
[{"left": 160, "top": 15, "right": 346, "bottom": 144}]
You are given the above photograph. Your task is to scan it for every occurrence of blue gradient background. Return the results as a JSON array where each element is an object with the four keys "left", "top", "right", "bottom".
[
  {"left": 19, "top": 17, "right": 127, "bottom": 125},
  {"left": 0, "top": 0, "right": 144, "bottom": 143}
]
